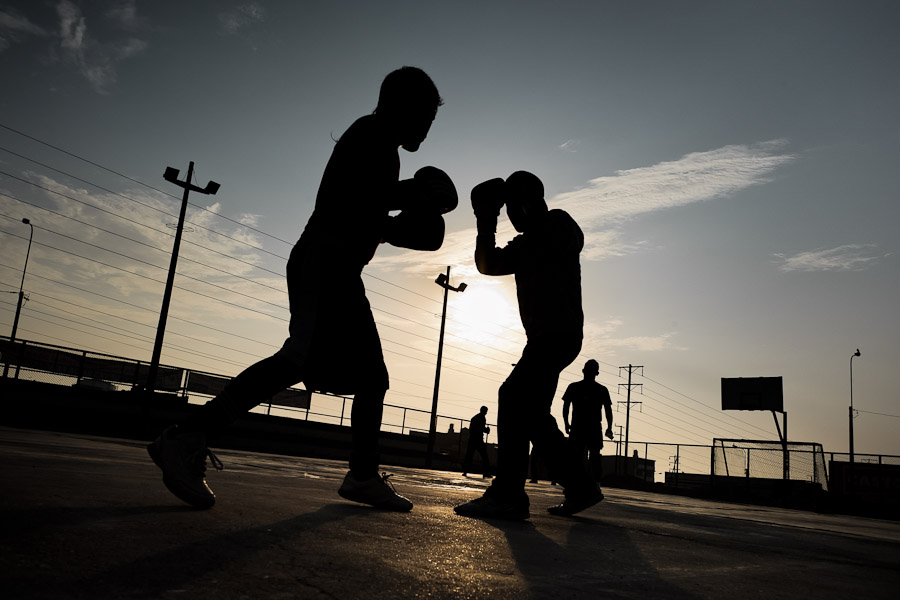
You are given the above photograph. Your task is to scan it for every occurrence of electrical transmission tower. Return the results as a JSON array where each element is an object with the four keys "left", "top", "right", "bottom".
[{"left": 618, "top": 364, "right": 643, "bottom": 459}]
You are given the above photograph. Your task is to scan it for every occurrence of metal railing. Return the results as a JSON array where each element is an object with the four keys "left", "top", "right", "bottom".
[
  {"left": 5, "top": 336, "right": 894, "bottom": 480},
  {"left": 0, "top": 336, "right": 492, "bottom": 443}
]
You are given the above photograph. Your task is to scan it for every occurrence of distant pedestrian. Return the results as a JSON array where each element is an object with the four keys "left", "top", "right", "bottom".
[
  {"left": 462, "top": 406, "right": 492, "bottom": 477},
  {"left": 148, "top": 67, "right": 456, "bottom": 512},
  {"left": 455, "top": 171, "right": 602, "bottom": 520},
  {"left": 562, "top": 359, "right": 614, "bottom": 481}
]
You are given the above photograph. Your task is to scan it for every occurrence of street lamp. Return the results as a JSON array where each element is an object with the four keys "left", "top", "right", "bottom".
[
  {"left": 426, "top": 266, "right": 466, "bottom": 468},
  {"left": 849, "top": 348, "right": 861, "bottom": 464},
  {"left": 145, "top": 162, "right": 219, "bottom": 392},
  {"left": 4, "top": 218, "right": 34, "bottom": 378}
]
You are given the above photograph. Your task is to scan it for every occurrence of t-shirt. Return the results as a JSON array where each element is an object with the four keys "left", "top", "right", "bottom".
[
  {"left": 303, "top": 114, "right": 400, "bottom": 270},
  {"left": 469, "top": 412, "right": 488, "bottom": 438},
  {"left": 475, "top": 209, "right": 584, "bottom": 338},
  {"left": 563, "top": 379, "right": 611, "bottom": 441}
]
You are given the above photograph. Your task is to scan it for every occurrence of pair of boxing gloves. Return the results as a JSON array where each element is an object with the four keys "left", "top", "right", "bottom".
[
  {"left": 384, "top": 166, "right": 457, "bottom": 251},
  {"left": 384, "top": 168, "right": 529, "bottom": 250}
]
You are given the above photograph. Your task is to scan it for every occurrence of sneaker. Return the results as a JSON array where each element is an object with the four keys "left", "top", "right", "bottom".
[
  {"left": 147, "top": 426, "right": 223, "bottom": 509},
  {"left": 547, "top": 484, "right": 604, "bottom": 517},
  {"left": 454, "top": 492, "right": 530, "bottom": 521},
  {"left": 338, "top": 471, "right": 413, "bottom": 512}
]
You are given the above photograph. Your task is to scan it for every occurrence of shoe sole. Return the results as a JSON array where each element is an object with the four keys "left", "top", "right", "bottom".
[
  {"left": 453, "top": 504, "right": 530, "bottom": 521},
  {"left": 148, "top": 443, "right": 216, "bottom": 510},
  {"left": 337, "top": 488, "right": 413, "bottom": 512},
  {"left": 547, "top": 493, "right": 604, "bottom": 517}
]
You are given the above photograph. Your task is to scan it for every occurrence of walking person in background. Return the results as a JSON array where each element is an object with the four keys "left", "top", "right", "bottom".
[
  {"left": 148, "top": 67, "right": 456, "bottom": 512},
  {"left": 462, "top": 405, "right": 492, "bottom": 478}
]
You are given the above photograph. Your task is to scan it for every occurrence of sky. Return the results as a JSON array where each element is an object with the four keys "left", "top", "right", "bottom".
[{"left": 1, "top": 1, "right": 898, "bottom": 471}]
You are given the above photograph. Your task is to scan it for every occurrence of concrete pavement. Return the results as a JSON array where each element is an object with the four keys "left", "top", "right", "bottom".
[{"left": 1, "top": 426, "right": 898, "bottom": 599}]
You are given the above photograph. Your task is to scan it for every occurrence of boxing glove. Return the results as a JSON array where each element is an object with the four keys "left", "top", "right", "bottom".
[
  {"left": 413, "top": 166, "right": 458, "bottom": 214},
  {"left": 383, "top": 210, "right": 445, "bottom": 251},
  {"left": 470, "top": 178, "right": 506, "bottom": 219}
]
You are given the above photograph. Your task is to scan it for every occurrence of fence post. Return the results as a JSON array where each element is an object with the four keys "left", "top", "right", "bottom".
[
  {"left": 401, "top": 408, "right": 407, "bottom": 435},
  {"left": 76, "top": 350, "right": 86, "bottom": 384},
  {"left": 644, "top": 443, "right": 649, "bottom": 483},
  {"left": 14, "top": 341, "right": 25, "bottom": 379},
  {"left": 675, "top": 445, "right": 680, "bottom": 488},
  {"left": 340, "top": 397, "right": 346, "bottom": 427}
]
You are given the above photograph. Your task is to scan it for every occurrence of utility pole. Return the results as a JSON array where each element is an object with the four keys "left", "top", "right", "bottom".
[
  {"left": 618, "top": 364, "right": 643, "bottom": 460},
  {"left": 849, "top": 349, "right": 861, "bottom": 464},
  {"left": 3, "top": 218, "right": 33, "bottom": 378},
  {"left": 426, "top": 267, "right": 466, "bottom": 468},
  {"left": 146, "top": 163, "right": 219, "bottom": 392}
]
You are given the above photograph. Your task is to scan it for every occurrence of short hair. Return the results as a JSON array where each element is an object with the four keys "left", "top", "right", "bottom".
[
  {"left": 584, "top": 359, "right": 600, "bottom": 373},
  {"left": 375, "top": 66, "right": 443, "bottom": 114},
  {"left": 480, "top": 405, "right": 488, "bottom": 413}
]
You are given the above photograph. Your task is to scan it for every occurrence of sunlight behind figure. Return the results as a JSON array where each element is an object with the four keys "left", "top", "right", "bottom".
[{"left": 448, "top": 281, "right": 521, "bottom": 349}]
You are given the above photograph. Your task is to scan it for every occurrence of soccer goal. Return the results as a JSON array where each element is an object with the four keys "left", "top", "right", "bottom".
[{"left": 712, "top": 438, "right": 829, "bottom": 490}]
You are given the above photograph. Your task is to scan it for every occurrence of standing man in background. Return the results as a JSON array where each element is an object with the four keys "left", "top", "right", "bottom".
[{"left": 563, "top": 359, "right": 614, "bottom": 481}]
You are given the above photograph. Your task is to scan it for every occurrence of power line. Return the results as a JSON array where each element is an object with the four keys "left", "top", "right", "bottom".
[
  {"left": 0, "top": 145, "right": 290, "bottom": 260},
  {"left": 0, "top": 122, "right": 295, "bottom": 246},
  {"left": 0, "top": 226, "right": 291, "bottom": 321},
  {"left": 10, "top": 288, "right": 268, "bottom": 363},
  {"left": 640, "top": 374, "right": 773, "bottom": 438},
  {"left": 0, "top": 264, "right": 281, "bottom": 349},
  {"left": 857, "top": 410, "right": 900, "bottom": 419},
  {"left": 0, "top": 302, "right": 234, "bottom": 373},
  {"left": 0, "top": 191, "right": 289, "bottom": 289},
  {"left": 0, "top": 179, "right": 288, "bottom": 279},
  {"left": 0, "top": 220, "right": 291, "bottom": 311},
  {"left": 0, "top": 297, "right": 248, "bottom": 370},
  {"left": 640, "top": 384, "right": 770, "bottom": 440}
]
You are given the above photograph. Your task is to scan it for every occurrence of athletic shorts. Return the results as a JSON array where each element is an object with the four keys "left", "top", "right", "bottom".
[{"left": 275, "top": 234, "right": 389, "bottom": 395}]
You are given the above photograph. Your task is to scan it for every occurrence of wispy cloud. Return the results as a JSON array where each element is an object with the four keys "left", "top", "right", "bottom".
[
  {"left": 372, "top": 139, "right": 795, "bottom": 275},
  {"left": 219, "top": 3, "right": 266, "bottom": 35},
  {"left": 56, "top": 0, "right": 148, "bottom": 94},
  {"left": 554, "top": 139, "right": 794, "bottom": 257},
  {"left": 558, "top": 139, "right": 579, "bottom": 153},
  {"left": 0, "top": 6, "right": 50, "bottom": 51},
  {"left": 584, "top": 318, "right": 686, "bottom": 354},
  {"left": 0, "top": 172, "right": 288, "bottom": 332},
  {"left": 774, "top": 244, "right": 889, "bottom": 272}
]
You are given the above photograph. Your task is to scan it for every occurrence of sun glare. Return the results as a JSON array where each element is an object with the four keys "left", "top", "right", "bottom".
[{"left": 447, "top": 282, "right": 521, "bottom": 349}]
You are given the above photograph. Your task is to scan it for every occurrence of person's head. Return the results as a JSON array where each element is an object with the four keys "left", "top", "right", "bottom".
[
  {"left": 583, "top": 359, "right": 600, "bottom": 379},
  {"left": 375, "top": 66, "right": 443, "bottom": 152},
  {"left": 505, "top": 171, "right": 548, "bottom": 233},
  {"left": 480, "top": 405, "right": 488, "bottom": 415}
]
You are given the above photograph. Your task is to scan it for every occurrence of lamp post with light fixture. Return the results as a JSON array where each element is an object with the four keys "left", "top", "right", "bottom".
[
  {"left": 426, "top": 266, "right": 466, "bottom": 468},
  {"left": 145, "top": 162, "right": 220, "bottom": 392},
  {"left": 3, "top": 218, "right": 34, "bottom": 378},
  {"left": 849, "top": 348, "right": 861, "bottom": 464}
]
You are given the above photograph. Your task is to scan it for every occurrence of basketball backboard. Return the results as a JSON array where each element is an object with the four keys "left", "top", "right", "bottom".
[{"left": 721, "top": 376, "right": 783, "bottom": 412}]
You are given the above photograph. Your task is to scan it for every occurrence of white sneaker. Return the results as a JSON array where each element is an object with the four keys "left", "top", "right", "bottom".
[{"left": 337, "top": 471, "right": 413, "bottom": 512}]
